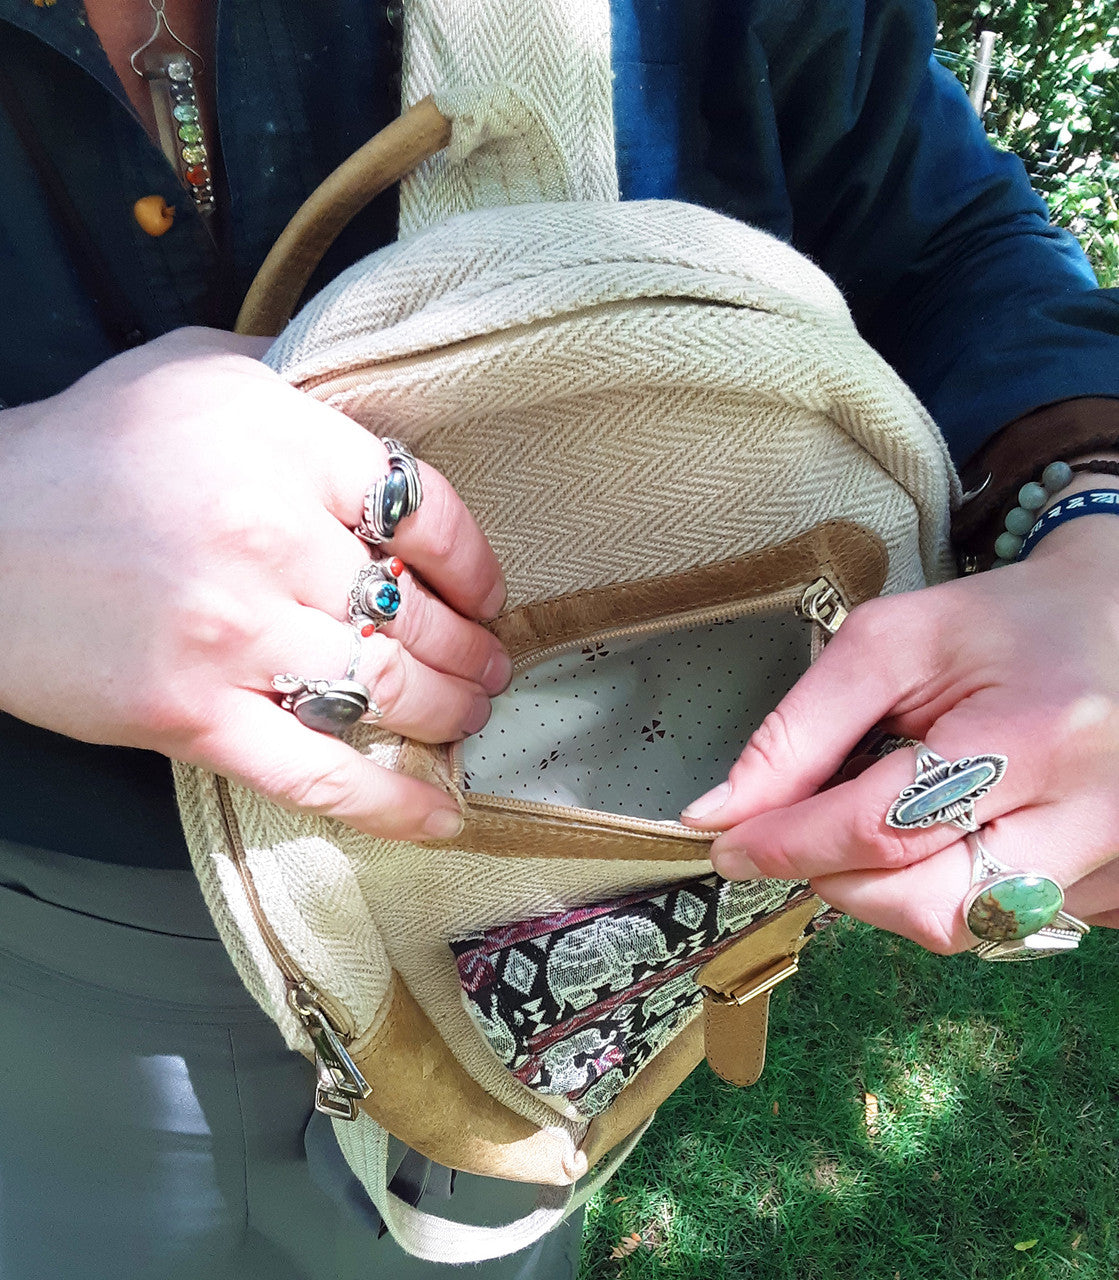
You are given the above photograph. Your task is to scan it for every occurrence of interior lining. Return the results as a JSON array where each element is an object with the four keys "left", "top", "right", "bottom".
[{"left": 462, "top": 613, "right": 811, "bottom": 820}]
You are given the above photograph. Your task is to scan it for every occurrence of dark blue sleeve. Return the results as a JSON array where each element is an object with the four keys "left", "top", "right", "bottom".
[{"left": 761, "top": 0, "right": 1119, "bottom": 463}]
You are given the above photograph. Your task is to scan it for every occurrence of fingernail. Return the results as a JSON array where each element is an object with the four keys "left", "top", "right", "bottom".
[
  {"left": 424, "top": 808, "right": 465, "bottom": 839},
  {"left": 483, "top": 650, "right": 514, "bottom": 694},
  {"left": 464, "top": 695, "right": 491, "bottom": 735},
  {"left": 710, "top": 848, "right": 763, "bottom": 880},
  {"left": 481, "top": 580, "right": 507, "bottom": 621},
  {"left": 681, "top": 781, "right": 731, "bottom": 821}
]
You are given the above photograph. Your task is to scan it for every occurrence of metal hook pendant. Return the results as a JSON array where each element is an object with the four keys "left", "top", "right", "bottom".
[{"left": 130, "top": 0, "right": 206, "bottom": 78}]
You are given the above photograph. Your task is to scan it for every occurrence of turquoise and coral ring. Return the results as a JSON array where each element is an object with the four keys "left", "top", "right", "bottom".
[
  {"left": 886, "top": 743, "right": 1007, "bottom": 833},
  {"left": 962, "top": 833, "right": 1076, "bottom": 951},
  {"left": 349, "top": 556, "right": 405, "bottom": 637}
]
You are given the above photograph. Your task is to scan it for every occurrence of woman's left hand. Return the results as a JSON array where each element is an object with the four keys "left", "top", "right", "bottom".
[{"left": 681, "top": 513, "right": 1119, "bottom": 953}]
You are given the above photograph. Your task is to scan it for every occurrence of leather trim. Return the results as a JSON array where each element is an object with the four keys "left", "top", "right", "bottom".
[
  {"left": 704, "top": 996, "right": 770, "bottom": 1087},
  {"left": 697, "top": 895, "right": 821, "bottom": 1086},
  {"left": 351, "top": 972, "right": 584, "bottom": 1185},
  {"left": 435, "top": 802, "right": 712, "bottom": 861},
  {"left": 579, "top": 1018, "right": 706, "bottom": 1170},
  {"left": 490, "top": 520, "right": 887, "bottom": 663}
]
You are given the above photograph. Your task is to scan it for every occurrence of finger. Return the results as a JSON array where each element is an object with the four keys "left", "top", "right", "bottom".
[
  {"left": 379, "top": 571, "right": 512, "bottom": 694},
  {"left": 289, "top": 530, "right": 511, "bottom": 695},
  {"left": 300, "top": 417, "right": 506, "bottom": 620},
  {"left": 809, "top": 841, "right": 975, "bottom": 954},
  {"left": 257, "top": 612, "right": 491, "bottom": 744},
  {"left": 680, "top": 594, "right": 937, "bottom": 828},
  {"left": 194, "top": 689, "right": 465, "bottom": 842},
  {"left": 1066, "top": 858, "right": 1119, "bottom": 926},
  {"left": 808, "top": 805, "right": 1115, "bottom": 954},
  {"left": 368, "top": 458, "right": 506, "bottom": 621},
  {"left": 707, "top": 736, "right": 1023, "bottom": 881}
]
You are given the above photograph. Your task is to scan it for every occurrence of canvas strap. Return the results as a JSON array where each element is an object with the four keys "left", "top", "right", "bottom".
[{"left": 331, "top": 1112, "right": 650, "bottom": 1264}]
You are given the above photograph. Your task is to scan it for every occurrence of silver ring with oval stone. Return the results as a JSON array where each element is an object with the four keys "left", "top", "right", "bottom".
[
  {"left": 885, "top": 743, "right": 1008, "bottom": 833},
  {"left": 963, "top": 833, "right": 1087, "bottom": 959},
  {"left": 271, "top": 627, "right": 371, "bottom": 736},
  {"left": 355, "top": 439, "right": 423, "bottom": 546}
]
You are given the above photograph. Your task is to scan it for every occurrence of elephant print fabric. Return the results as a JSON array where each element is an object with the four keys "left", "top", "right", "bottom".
[{"left": 451, "top": 875, "right": 815, "bottom": 1117}]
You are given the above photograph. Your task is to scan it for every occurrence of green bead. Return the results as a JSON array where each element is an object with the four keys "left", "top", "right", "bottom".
[
  {"left": 1004, "top": 506, "right": 1036, "bottom": 536},
  {"left": 172, "top": 102, "right": 199, "bottom": 123},
  {"left": 994, "top": 531, "right": 1023, "bottom": 560},
  {"left": 1018, "top": 481, "right": 1048, "bottom": 511},
  {"left": 1041, "top": 461, "right": 1072, "bottom": 492},
  {"left": 177, "top": 124, "right": 204, "bottom": 144},
  {"left": 181, "top": 146, "right": 207, "bottom": 164},
  {"left": 966, "top": 874, "right": 1064, "bottom": 941}
]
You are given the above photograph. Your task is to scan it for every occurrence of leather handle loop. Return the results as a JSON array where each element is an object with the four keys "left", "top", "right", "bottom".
[{"left": 235, "top": 96, "right": 453, "bottom": 337}]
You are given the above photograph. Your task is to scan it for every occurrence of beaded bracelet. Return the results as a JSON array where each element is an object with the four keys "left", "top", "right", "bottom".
[{"left": 991, "top": 459, "right": 1119, "bottom": 566}]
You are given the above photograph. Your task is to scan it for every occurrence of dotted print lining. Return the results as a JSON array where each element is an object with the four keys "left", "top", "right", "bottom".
[{"left": 462, "top": 614, "right": 812, "bottom": 820}]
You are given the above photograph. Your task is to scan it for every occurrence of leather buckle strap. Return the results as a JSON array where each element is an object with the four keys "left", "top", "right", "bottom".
[{"left": 702, "top": 954, "right": 799, "bottom": 1006}]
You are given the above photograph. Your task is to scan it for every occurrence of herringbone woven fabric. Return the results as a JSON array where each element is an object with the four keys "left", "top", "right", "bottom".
[{"left": 398, "top": 0, "right": 617, "bottom": 233}]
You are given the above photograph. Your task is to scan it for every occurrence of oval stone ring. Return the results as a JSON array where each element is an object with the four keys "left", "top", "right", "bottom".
[
  {"left": 355, "top": 439, "right": 422, "bottom": 545},
  {"left": 963, "top": 833, "right": 1088, "bottom": 960},
  {"left": 271, "top": 627, "right": 372, "bottom": 735},
  {"left": 885, "top": 742, "right": 1007, "bottom": 833}
]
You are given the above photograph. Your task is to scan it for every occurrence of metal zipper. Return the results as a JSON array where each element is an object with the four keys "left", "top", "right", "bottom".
[
  {"left": 214, "top": 777, "right": 371, "bottom": 1120},
  {"left": 459, "top": 575, "right": 849, "bottom": 832}
]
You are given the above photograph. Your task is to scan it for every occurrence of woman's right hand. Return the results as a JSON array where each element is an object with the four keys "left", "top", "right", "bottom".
[{"left": 0, "top": 327, "right": 510, "bottom": 841}]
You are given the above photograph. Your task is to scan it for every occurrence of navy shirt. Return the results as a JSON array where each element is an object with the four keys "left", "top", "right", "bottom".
[{"left": 2, "top": 0, "right": 1118, "bottom": 865}]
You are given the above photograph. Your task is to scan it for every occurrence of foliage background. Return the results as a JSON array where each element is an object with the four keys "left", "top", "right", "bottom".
[{"left": 934, "top": 0, "right": 1119, "bottom": 282}]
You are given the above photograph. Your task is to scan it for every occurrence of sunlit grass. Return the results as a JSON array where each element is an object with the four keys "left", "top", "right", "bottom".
[{"left": 580, "top": 919, "right": 1119, "bottom": 1279}]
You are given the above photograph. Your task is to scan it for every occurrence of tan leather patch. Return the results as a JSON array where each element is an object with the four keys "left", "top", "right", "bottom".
[
  {"left": 351, "top": 972, "right": 583, "bottom": 1185},
  {"left": 580, "top": 1018, "right": 706, "bottom": 1171},
  {"left": 434, "top": 799, "right": 712, "bottom": 861},
  {"left": 697, "top": 895, "right": 822, "bottom": 1087},
  {"left": 490, "top": 520, "right": 886, "bottom": 663}
]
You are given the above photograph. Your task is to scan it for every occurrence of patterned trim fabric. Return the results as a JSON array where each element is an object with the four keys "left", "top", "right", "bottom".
[{"left": 452, "top": 875, "right": 814, "bottom": 1117}]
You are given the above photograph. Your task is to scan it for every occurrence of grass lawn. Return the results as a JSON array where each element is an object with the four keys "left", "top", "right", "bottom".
[{"left": 579, "top": 918, "right": 1119, "bottom": 1279}]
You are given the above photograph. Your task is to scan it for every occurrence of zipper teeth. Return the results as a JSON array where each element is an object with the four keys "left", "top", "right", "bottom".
[
  {"left": 509, "top": 586, "right": 806, "bottom": 677},
  {"left": 214, "top": 776, "right": 355, "bottom": 1038},
  {"left": 465, "top": 788, "right": 718, "bottom": 837}
]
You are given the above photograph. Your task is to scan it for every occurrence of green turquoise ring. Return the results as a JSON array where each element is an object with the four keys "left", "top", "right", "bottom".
[
  {"left": 964, "top": 870, "right": 1064, "bottom": 941},
  {"left": 962, "top": 834, "right": 1087, "bottom": 959}
]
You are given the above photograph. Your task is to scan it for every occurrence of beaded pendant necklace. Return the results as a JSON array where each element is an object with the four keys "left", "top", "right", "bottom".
[{"left": 129, "top": 0, "right": 215, "bottom": 218}]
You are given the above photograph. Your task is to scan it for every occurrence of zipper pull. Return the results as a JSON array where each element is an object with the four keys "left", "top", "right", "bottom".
[
  {"left": 288, "top": 983, "right": 371, "bottom": 1121},
  {"left": 797, "top": 576, "right": 849, "bottom": 636}
]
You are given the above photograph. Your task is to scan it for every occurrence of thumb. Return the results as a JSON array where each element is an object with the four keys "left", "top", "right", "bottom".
[{"left": 680, "top": 597, "right": 925, "bottom": 830}]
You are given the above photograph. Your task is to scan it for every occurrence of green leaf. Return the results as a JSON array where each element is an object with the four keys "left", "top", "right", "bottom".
[{"left": 1014, "top": 1239, "right": 1040, "bottom": 1251}]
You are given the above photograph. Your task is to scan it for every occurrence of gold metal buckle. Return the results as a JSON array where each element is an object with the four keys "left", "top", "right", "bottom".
[{"left": 703, "top": 955, "right": 800, "bottom": 1006}]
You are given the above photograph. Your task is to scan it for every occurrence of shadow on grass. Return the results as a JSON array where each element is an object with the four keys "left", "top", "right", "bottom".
[{"left": 580, "top": 920, "right": 1119, "bottom": 1280}]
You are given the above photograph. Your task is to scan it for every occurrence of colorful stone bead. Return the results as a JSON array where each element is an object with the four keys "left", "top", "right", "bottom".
[
  {"left": 185, "top": 165, "right": 209, "bottom": 186},
  {"left": 177, "top": 123, "right": 204, "bottom": 144},
  {"left": 181, "top": 146, "right": 207, "bottom": 165},
  {"left": 172, "top": 102, "right": 200, "bottom": 123}
]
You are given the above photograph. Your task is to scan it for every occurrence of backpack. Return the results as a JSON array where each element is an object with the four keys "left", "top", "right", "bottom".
[{"left": 173, "top": 81, "right": 957, "bottom": 1262}]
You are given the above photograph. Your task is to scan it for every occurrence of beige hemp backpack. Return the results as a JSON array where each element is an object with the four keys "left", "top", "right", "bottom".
[{"left": 173, "top": 7, "right": 958, "bottom": 1261}]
